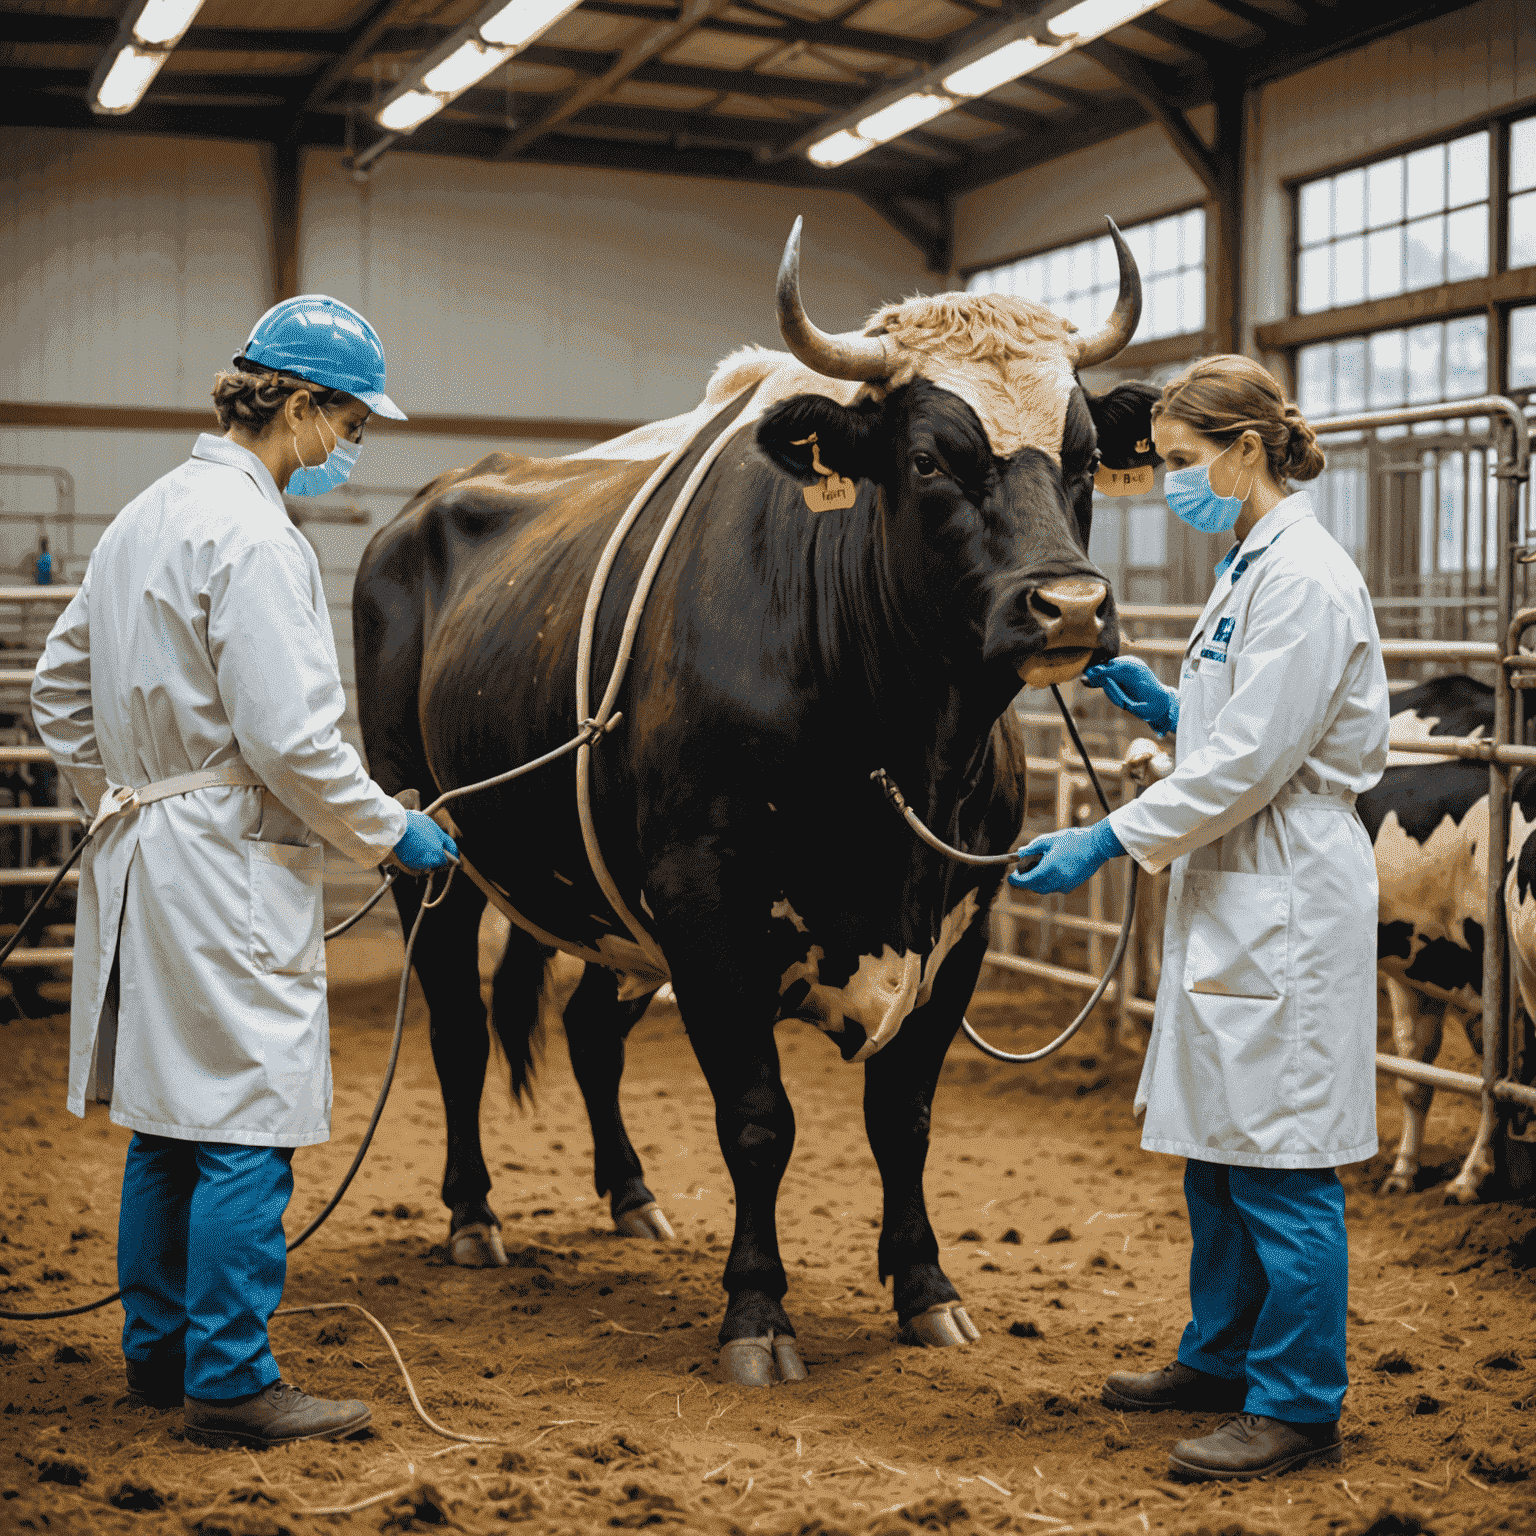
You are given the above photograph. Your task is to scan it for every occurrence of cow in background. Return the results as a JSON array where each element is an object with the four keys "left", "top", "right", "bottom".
[{"left": 1358, "top": 675, "right": 1536, "bottom": 1201}]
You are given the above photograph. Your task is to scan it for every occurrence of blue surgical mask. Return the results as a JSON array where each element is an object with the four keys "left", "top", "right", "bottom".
[
  {"left": 1163, "top": 442, "right": 1252, "bottom": 533},
  {"left": 287, "top": 409, "right": 360, "bottom": 497}
]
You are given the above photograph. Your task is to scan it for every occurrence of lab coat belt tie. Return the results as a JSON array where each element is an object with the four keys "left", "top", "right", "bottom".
[
  {"left": 1269, "top": 785, "right": 1358, "bottom": 813},
  {"left": 88, "top": 760, "right": 265, "bottom": 836}
]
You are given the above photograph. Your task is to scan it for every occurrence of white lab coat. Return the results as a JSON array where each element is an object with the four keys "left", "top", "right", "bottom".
[
  {"left": 1109, "top": 493, "right": 1390, "bottom": 1169},
  {"left": 31, "top": 434, "right": 407, "bottom": 1147}
]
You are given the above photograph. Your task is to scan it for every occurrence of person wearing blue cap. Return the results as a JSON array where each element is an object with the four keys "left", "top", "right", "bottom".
[{"left": 30, "top": 295, "right": 458, "bottom": 1449}]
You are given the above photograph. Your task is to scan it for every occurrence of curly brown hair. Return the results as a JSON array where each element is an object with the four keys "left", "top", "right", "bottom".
[
  {"left": 1151, "top": 354, "right": 1325, "bottom": 483},
  {"left": 211, "top": 357, "right": 347, "bottom": 434}
]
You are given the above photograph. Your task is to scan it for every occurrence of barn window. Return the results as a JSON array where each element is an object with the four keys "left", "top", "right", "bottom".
[
  {"left": 1295, "top": 132, "right": 1491, "bottom": 315},
  {"left": 1511, "top": 116, "right": 1536, "bottom": 270},
  {"left": 1511, "top": 305, "right": 1536, "bottom": 390},
  {"left": 1294, "top": 317, "right": 1488, "bottom": 418},
  {"left": 965, "top": 207, "right": 1205, "bottom": 344}
]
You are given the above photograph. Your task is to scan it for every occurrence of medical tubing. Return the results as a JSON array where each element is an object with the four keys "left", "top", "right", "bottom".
[
  {"left": 0, "top": 831, "right": 90, "bottom": 970},
  {"left": 872, "top": 683, "right": 1140, "bottom": 1066}
]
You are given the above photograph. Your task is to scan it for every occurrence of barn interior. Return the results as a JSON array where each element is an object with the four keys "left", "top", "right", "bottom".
[{"left": 3, "top": 0, "right": 1536, "bottom": 1532}]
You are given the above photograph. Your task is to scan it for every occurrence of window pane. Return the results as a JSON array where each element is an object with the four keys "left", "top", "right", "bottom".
[
  {"left": 1149, "top": 214, "right": 1178, "bottom": 275},
  {"left": 1125, "top": 221, "right": 1153, "bottom": 274},
  {"left": 1333, "top": 167, "right": 1365, "bottom": 235},
  {"left": 1406, "top": 143, "right": 1446, "bottom": 218},
  {"left": 1446, "top": 131, "right": 1488, "bottom": 206},
  {"left": 1366, "top": 225, "right": 1403, "bottom": 299},
  {"left": 1297, "top": 343, "right": 1333, "bottom": 417},
  {"left": 1089, "top": 234, "right": 1114, "bottom": 289},
  {"left": 1046, "top": 248, "right": 1071, "bottom": 301},
  {"left": 1407, "top": 323, "right": 1443, "bottom": 402},
  {"left": 1444, "top": 314, "right": 1487, "bottom": 399},
  {"left": 1332, "top": 233, "right": 1365, "bottom": 306},
  {"left": 1366, "top": 156, "right": 1403, "bottom": 227},
  {"left": 1147, "top": 271, "right": 1178, "bottom": 338},
  {"left": 1334, "top": 337, "right": 1366, "bottom": 413},
  {"left": 1298, "top": 244, "right": 1331, "bottom": 313},
  {"left": 1298, "top": 179, "right": 1332, "bottom": 245},
  {"left": 1511, "top": 305, "right": 1536, "bottom": 389},
  {"left": 1511, "top": 189, "right": 1536, "bottom": 270},
  {"left": 1445, "top": 203, "right": 1488, "bottom": 280},
  {"left": 1369, "top": 330, "right": 1405, "bottom": 407},
  {"left": 1405, "top": 214, "right": 1445, "bottom": 287},
  {"left": 1514, "top": 116, "right": 1536, "bottom": 195},
  {"left": 1183, "top": 207, "right": 1205, "bottom": 265},
  {"left": 1180, "top": 267, "right": 1205, "bottom": 335}
]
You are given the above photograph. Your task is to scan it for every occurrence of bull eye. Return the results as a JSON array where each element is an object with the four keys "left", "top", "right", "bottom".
[{"left": 912, "top": 452, "right": 940, "bottom": 478}]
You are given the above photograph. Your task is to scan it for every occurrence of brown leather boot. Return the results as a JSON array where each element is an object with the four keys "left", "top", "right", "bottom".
[
  {"left": 1102, "top": 1360, "right": 1247, "bottom": 1412},
  {"left": 184, "top": 1380, "right": 371, "bottom": 1449},
  {"left": 1168, "top": 1414, "right": 1342, "bottom": 1481}
]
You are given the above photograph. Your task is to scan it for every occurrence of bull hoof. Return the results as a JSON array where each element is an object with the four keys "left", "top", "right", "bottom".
[
  {"left": 899, "top": 1302, "right": 980, "bottom": 1348},
  {"left": 1443, "top": 1179, "right": 1485, "bottom": 1206},
  {"left": 1378, "top": 1171, "right": 1414, "bottom": 1196},
  {"left": 718, "top": 1332, "right": 807, "bottom": 1387},
  {"left": 615, "top": 1201, "right": 676, "bottom": 1241},
  {"left": 450, "top": 1221, "right": 509, "bottom": 1267}
]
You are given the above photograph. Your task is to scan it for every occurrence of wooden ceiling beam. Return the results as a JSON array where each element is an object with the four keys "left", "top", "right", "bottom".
[
  {"left": 493, "top": 0, "right": 733, "bottom": 159},
  {"left": 1077, "top": 39, "right": 1217, "bottom": 194},
  {"left": 0, "top": 10, "right": 347, "bottom": 53},
  {"left": 290, "top": 0, "right": 422, "bottom": 129}
]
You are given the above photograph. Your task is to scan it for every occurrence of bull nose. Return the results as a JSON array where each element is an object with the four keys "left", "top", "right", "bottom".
[{"left": 1026, "top": 579, "right": 1109, "bottom": 651}]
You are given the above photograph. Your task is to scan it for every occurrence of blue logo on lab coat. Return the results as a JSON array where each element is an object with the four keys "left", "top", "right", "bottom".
[{"left": 1200, "top": 616, "right": 1235, "bottom": 664}]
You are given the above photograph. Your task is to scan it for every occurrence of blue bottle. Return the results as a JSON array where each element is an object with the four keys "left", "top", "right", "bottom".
[{"left": 35, "top": 537, "right": 51, "bottom": 587}]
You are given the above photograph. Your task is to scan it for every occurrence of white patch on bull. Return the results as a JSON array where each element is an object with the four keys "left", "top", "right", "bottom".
[
  {"left": 1374, "top": 799, "right": 1486, "bottom": 1010},
  {"left": 1385, "top": 707, "right": 1487, "bottom": 769},
  {"left": 915, "top": 890, "right": 981, "bottom": 1007},
  {"left": 771, "top": 893, "right": 983, "bottom": 1062}
]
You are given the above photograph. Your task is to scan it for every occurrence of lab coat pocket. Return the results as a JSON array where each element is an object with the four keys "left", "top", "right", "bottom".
[
  {"left": 247, "top": 840, "right": 325, "bottom": 976},
  {"left": 1181, "top": 871, "right": 1291, "bottom": 1000}
]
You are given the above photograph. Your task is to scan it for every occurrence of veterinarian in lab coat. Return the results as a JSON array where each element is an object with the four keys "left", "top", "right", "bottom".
[
  {"left": 31, "top": 296, "right": 457, "bottom": 1450},
  {"left": 1009, "top": 355, "right": 1389, "bottom": 1482}
]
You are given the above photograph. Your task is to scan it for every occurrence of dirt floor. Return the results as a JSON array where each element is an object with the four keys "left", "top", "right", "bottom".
[{"left": 3, "top": 922, "right": 1535, "bottom": 1536}]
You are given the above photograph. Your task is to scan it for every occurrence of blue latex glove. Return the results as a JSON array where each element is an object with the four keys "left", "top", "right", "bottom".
[
  {"left": 1007, "top": 818, "right": 1126, "bottom": 895},
  {"left": 392, "top": 810, "right": 459, "bottom": 873},
  {"left": 1082, "top": 656, "right": 1179, "bottom": 736}
]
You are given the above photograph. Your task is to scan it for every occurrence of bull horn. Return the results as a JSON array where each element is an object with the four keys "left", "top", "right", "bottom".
[
  {"left": 776, "top": 217, "right": 894, "bottom": 383},
  {"left": 1075, "top": 216, "right": 1142, "bottom": 368}
]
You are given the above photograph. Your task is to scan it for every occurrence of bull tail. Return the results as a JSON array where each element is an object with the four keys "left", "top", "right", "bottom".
[{"left": 487, "top": 925, "right": 567, "bottom": 1104}]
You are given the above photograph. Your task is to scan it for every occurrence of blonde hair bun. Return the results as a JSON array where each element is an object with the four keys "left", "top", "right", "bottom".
[{"left": 1152, "top": 354, "right": 1326, "bottom": 484}]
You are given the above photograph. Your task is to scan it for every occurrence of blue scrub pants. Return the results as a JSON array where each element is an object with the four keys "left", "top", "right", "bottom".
[
  {"left": 1175, "top": 1159, "right": 1348, "bottom": 1424},
  {"left": 117, "top": 1132, "right": 295, "bottom": 1402}
]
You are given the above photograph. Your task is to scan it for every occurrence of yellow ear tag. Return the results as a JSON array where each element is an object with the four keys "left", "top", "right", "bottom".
[
  {"left": 1094, "top": 463, "right": 1156, "bottom": 498},
  {"left": 791, "top": 433, "right": 857, "bottom": 513}
]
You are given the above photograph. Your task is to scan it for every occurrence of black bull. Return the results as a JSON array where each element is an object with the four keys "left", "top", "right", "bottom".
[{"left": 354, "top": 366, "right": 1159, "bottom": 1376}]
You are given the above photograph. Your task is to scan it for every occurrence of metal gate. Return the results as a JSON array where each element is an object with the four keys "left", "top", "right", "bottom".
[{"left": 983, "top": 392, "right": 1536, "bottom": 1134}]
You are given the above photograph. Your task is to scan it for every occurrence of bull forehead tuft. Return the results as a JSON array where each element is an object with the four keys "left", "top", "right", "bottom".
[{"left": 865, "top": 292, "right": 1081, "bottom": 461}]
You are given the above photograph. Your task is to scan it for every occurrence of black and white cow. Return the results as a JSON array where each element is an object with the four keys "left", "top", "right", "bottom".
[{"left": 1358, "top": 674, "right": 1536, "bottom": 1200}]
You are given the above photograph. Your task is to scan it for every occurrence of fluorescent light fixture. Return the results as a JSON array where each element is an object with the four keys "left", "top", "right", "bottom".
[
  {"left": 479, "top": 0, "right": 582, "bottom": 48},
  {"left": 95, "top": 46, "right": 168, "bottom": 112},
  {"left": 857, "top": 92, "right": 953, "bottom": 144},
  {"left": 1046, "top": 0, "right": 1165, "bottom": 42},
  {"left": 130, "top": 0, "right": 203, "bottom": 45},
  {"left": 807, "top": 129, "right": 875, "bottom": 167},
  {"left": 375, "top": 0, "right": 581, "bottom": 138},
  {"left": 378, "top": 90, "right": 444, "bottom": 132},
  {"left": 943, "top": 36, "right": 1065, "bottom": 97},
  {"left": 422, "top": 38, "right": 510, "bottom": 94}
]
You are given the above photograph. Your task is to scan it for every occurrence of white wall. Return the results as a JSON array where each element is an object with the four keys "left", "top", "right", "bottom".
[{"left": 298, "top": 148, "right": 930, "bottom": 425}]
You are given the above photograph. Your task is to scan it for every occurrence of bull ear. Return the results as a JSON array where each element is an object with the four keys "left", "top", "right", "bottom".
[
  {"left": 756, "top": 394, "right": 884, "bottom": 484},
  {"left": 1086, "top": 381, "right": 1162, "bottom": 469}
]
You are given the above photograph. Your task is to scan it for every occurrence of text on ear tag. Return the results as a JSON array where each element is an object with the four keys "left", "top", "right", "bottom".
[
  {"left": 805, "top": 473, "right": 857, "bottom": 512},
  {"left": 1094, "top": 463, "right": 1156, "bottom": 498},
  {"left": 790, "top": 430, "right": 857, "bottom": 512}
]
